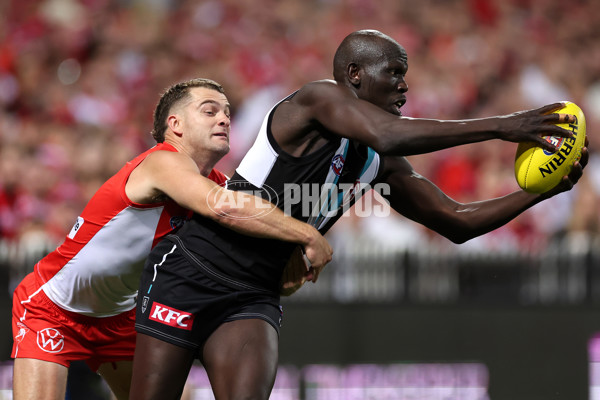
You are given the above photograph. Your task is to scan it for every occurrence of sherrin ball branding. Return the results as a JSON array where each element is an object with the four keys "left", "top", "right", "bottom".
[{"left": 514, "top": 102, "right": 586, "bottom": 194}]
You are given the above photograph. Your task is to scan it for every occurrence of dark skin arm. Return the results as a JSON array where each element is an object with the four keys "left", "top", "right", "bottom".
[
  {"left": 278, "top": 146, "right": 588, "bottom": 294},
  {"left": 271, "top": 79, "right": 584, "bottom": 289},
  {"left": 272, "top": 81, "right": 576, "bottom": 157},
  {"left": 379, "top": 144, "right": 588, "bottom": 244}
]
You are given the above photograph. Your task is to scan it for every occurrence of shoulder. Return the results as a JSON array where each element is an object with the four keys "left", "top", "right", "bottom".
[
  {"left": 292, "top": 80, "right": 355, "bottom": 106},
  {"left": 275, "top": 80, "right": 357, "bottom": 124},
  {"left": 138, "top": 148, "right": 199, "bottom": 177},
  {"left": 144, "top": 147, "right": 192, "bottom": 166}
]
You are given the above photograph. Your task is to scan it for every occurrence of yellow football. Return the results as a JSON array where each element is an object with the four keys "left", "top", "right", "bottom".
[{"left": 514, "top": 102, "right": 586, "bottom": 194}]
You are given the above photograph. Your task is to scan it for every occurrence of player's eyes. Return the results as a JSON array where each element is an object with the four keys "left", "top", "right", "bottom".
[{"left": 200, "top": 104, "right": 229, "bottom": 118}]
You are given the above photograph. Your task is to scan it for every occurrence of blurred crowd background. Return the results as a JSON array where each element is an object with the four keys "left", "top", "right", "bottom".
[
  {"left": 2, "top": 2, "right": 600, "bottom": 396},
  {"left": 1, "top": 0, "right": 600, "bottom": 265}
]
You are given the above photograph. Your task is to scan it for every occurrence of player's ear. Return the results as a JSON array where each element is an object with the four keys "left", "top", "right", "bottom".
[
  {"left": 348, "top": 63, "right": 361, "bottom": 86},
  {"left": 167, "top": 114, "right": 183, "bottom": 137}
]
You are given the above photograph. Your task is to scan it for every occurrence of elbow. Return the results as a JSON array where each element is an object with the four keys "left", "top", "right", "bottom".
[
  {"left": 205, "top": 188, "right": 251, "bottom": 221},
  {"left": 446, "top": 234, "right": 471, "bottom": 245},
  {"left": 370, "top": 136, "right": 396, "bottom": 155},
  {"left": 206, "top": 190, "right": 268, "bottom": 234},
  {"left": 204, "top": 197, "right": 240, "bottom": 226},
  {"left": 362, "top": 126, "right": 398, "bottom": 154},
  {"left": 371, "top": 136, "right": 422, "bottom": 157},
  {"left": 209, "top": 200, "right": 241, "bottom": 221},
  {"left": 434, "top": 227, "right": 468, "bottom": 244},
  {"left": 433, "top": 220, "right": 477, "bottom": 244},
  {"left": 430, "top": 206, "right": 485, "bottom": 244},
  {"left": 209, "top": 208, "right": 247, "bottom": 232}
]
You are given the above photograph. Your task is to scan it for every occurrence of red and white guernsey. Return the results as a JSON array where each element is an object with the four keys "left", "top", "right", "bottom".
[{"left": 35, "top": 143, "right": 227, "bottom": 317}]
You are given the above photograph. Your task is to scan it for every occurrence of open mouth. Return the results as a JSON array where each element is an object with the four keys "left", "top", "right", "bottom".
[{"left": 394, "top": 98, "right": 406, "bottom": 115}]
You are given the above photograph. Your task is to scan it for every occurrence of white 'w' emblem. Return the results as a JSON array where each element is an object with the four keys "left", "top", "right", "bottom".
[{"left": 37, "top": 328, "right": 65, "bottom": 353}]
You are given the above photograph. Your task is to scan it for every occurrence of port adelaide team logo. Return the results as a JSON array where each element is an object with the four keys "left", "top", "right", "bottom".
[
  {"left": 206, "top": 180, "right": 279, "bottom": 219},
  {"left": 331, "top": 154, "right": 345, "bottom": 176}
]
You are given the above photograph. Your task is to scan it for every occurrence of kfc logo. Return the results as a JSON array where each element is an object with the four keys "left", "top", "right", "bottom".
[
  {"left": 37, "top": 328, "right": 65, "bottom": 353},
  {"left": 149, "top": 302, "right": 194, "bottom": 331}
]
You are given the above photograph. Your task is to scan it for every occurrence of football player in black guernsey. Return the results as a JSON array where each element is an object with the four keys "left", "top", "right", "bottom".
[{"left": 130, "top": 30, "right": 588, "bottom": 400}]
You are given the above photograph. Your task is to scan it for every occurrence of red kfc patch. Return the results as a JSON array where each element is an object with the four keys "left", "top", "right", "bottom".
[{"left": 149, "top": 302, "right": 195, "bottom": 331}]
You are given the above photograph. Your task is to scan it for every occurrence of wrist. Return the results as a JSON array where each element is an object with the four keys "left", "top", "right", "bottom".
[{"left": 299, "top": 224, "right": 319, "bottom": 247}]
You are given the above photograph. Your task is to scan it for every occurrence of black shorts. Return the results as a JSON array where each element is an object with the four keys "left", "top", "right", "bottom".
[{"left": 135, "top": 240, "right": 282, "bottom": 353}]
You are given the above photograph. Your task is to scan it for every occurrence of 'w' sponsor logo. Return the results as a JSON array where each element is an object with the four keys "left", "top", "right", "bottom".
[{"left": 37, "top": 328, "right": 65, "bottom": 353}]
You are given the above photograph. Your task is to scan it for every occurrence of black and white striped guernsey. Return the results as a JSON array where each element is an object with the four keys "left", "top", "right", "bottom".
[{"left": 167, "top": 92, "right": 382, "bottom": 293}]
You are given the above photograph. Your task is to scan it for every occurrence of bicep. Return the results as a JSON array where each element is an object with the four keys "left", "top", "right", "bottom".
[
  {"left": 145, "top": 152, "right": 219, "bottom": 216},
  {"left": 290, "top": 83, "right": 397, "bottom": 152},
  {"left": 314, "top": 98, "right": 387, "bottom": 147}
]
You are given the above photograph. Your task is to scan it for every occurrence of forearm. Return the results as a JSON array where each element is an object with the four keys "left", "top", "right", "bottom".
[
  {"left": 378, "top": 118, "right": 499, "bottom": 156},
  {"left": 208, "top": 188, "right": 317, "bottom": 247},
  {"left": 323, "top": 96, "right": 569, "bottom": 156},
  {"left": 436, "top": 190, "right": 544, "bottom": 243}
]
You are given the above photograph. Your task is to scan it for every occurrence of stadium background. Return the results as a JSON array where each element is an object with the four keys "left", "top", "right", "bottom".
[{"left": 1, "top": 0, "right": 600, "bottom": 398}]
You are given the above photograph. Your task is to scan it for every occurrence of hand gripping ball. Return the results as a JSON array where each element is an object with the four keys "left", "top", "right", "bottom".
[{"left": 514, "top": 102, "right": 586, "bottom": 194}]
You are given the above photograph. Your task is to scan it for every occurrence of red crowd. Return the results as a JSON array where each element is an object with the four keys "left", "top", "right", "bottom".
[{"left": 1, "top": 0, "right": 599, "bottom": 252}]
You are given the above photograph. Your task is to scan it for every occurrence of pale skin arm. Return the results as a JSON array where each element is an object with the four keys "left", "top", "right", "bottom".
[{"left": 126, "top": 149, "right": 332, "bottom": 269}]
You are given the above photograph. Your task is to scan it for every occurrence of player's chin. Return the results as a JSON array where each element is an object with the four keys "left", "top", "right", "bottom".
[
  {"left": 213, "top": 143, "right": 230, "bottom": 156},
  {"left": 390, "top": 103, "right": 403, "bottom": 116}
]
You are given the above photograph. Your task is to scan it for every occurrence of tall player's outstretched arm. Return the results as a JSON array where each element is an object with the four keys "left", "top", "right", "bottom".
[
  {"left": 378, "top": 150, "right": 587, "bottom": 244},
  {"left": 273, "top": 81, "right": 576, "bottom": 156}
]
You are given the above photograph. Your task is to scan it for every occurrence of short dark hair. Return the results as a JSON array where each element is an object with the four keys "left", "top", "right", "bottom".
[{"left": 151, "top": 78, "right": 225, "bottom": 143}]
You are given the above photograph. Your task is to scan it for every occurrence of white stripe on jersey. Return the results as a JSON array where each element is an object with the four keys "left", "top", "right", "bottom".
[
  {"left": 236, "top": 99, "right": 381, "bottom": 232},
  {"left": 235, "top": 104, "right": 279, "bottom": 188}
]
